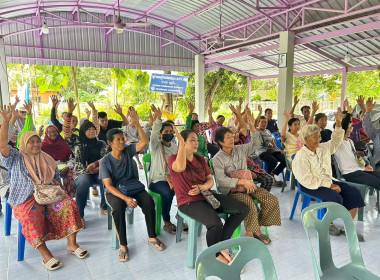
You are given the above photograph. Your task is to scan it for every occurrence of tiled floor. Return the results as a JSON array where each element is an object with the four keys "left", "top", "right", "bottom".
[{"left": 1, "top": 168, "right": 380, "bottom": 280}]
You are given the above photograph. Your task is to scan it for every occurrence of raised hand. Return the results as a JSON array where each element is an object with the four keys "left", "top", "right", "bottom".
[
  {"left": 258, "top": 104, "right": 262, "bottom": 114},
  {"left": 207, "top": 98, "right": 212, "bottom": 110},
  {"left": 0, "top": 105, "right": 12, "bottom": 123},
  {"left": 150, "top": 104, "right": 162, "bottom": 120},
  {"left": 87, "top": 101, "right": 96, "bottom": 111},
  {"left": 11, "top": 96, "right": 20, "bottom": 111},
  {"left": 114, "top": 104, "right": 124, "bottom": 115},
  {"left": 356, "top": 95, "right": 365, "bottom": 111},
  {"left": 347, "top": 102, "right": 353, "bottom": 114},
  {"left": 129, "top": 107, "right": 140, "bottom": 126},
  {"left": 188, "top": 102, "right": 195, "bottom": 113},
  {"left": 51, "top": 95, "right": 60, "bottom": 108},
  {"left": 283, "top": 110, "right": 291, "bottom": 120},
  {"left": 24, "top": 100, "right": 33, "bottom": 115},
  {"left": 247, "top": 113, "right": 256, "bottom": 132},
  {"left": 85, "top": 108, "right": 91, "bottom": 119},
  {"left": 172, "top": 124, "right": 184, "bottom": 145},
  {"left": 311, "top": 100, "right": 319, "bottom": 113},
  {"left": 67, "top": 98, "right": 76, "bottom": 114},
  {"left": 38, "top": 125, "right": 45, "bottom": 137},
  {"left": 293, "top": 95, "right": 300, "bottom": 105},
  {"left": 366, "top": 97, "right": 376, "bottom": 113},
  {"left": 343, "top": 99, "right": 349, "bottom": 111},
  {"left": 229, "top": 104, "right": 240, "bottom": 116},
  {"left": 335, "top": 107, "right": 343, "bottom": 126}
]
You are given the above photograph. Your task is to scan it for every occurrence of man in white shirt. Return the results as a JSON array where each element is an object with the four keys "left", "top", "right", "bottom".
[{"left": 292, "top": 109, "right": 365, "bottom": 241}]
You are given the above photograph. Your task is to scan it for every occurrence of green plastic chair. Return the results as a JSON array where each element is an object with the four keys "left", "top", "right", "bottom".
[
  {"left": 142, "top": 153, "right": 162, "bottom": 236},
  {"left": 195, "top": 237, "right": 278, "bottom": 280},
  {"left": 366, "top": 143, "right": 375, "bottom": 169},
  {"left": 301, "top": 202, "right": 380, "bottom": 280},
  {"left": 332, "top": 156, "right": 376, "bottom": 221},
  {"left": 209, "top": 159, "right": 268, "bottom": 237}
]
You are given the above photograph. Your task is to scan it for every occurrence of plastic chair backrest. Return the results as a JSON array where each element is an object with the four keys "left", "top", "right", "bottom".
[
  {"left": 272, "top": 132, "right": 281, "bottom": 138},
  {"left": 367, "top": 143, "right": 375, "bottom": 168},
  {"left": 195, "top": 237, "right": 278, "bottom": 280},
  {"left": 331, "top": 156, "right": 342, "bottom": 180},
  {"left": 142, "top": 153, "right": 151, "bottom": 184},
  {"left": 301, "top": 202, "right": 365, "bottom": 278}
]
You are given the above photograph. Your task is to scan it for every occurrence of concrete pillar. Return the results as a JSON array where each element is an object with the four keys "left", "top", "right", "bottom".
[
  {"left": 247, "top": 77, "right": 252, "bottom": 105},
  {"left": 277, "top": 31, "right": 295, "bottom": 129},
  {"left": 340, "top": 68, "right": 347, "bottom": 108},
  {"left": 0, "top": 38, "right": 10, "bottom": 107},
  {"left": 195, "top": 55, "right": 205, "bottom": 122}
]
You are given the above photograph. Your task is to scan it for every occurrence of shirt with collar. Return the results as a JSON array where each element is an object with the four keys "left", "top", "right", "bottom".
[{"left": 292, "top": 126, "right": 344, "bottom": 190}]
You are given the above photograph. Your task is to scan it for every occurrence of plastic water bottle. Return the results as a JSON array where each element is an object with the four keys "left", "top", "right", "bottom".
[
  {"left": 225, "top": 166, "right": 236, "bottom": 176},
  {"left": 126, "top": 199, "right": 136, "bottom": 214}
]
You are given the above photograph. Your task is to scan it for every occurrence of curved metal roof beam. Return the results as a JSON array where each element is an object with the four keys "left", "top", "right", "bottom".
[
  {"left": 1, "top": 22, "right": 199, "bottom": 54},
  {"left": 0, "top": 2, "right": 200, "bottom": 41}
]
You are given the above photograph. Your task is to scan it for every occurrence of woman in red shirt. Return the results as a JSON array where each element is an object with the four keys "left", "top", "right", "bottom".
[{"left": 169, "top": 128, "right": 248, "bottom": 265}]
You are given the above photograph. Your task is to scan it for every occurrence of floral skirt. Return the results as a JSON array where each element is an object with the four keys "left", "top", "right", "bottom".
[
  {"left": 13, "top": 195, "right": 84, "bottom": 249},
  {"left": 62, "top": 168, "right": 77, "bottom": 198}
]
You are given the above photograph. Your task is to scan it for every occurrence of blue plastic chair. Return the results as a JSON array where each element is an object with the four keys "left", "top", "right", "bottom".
[
  {"left": 289, "top": 179, "right": 325, "bottom": 220},
  {"left": 195, "top": 237, "right": 278, "bottom": 280},
  {"left": 301, "top": 202, "right": 380, "bottom": 280},
  {"left": 4, "top": 196, "right": 12, "bottom": 236}
]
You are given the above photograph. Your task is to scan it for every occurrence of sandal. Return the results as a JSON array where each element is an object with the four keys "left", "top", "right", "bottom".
[
  {"left": 340, "top": 229, "right": 364, "bottom": 242},
  {"left": 163, "top": 224, "right": 176, "bottom": 235},
  {"left": 183, "top": 223, "right": 189, "bottom": 233},
  {"left": 253, "top": 233, "right": 271, "bottom": 245},
  {"left": 118, "top": 249, "right": 129, "bottom": 262},
  {"left": 68, "top": 247, "right": 89, "bottom": 259},
  {"left": 42, "top": 257, "right": 63, "bottom": 271},
  {"left": 148, "top": 239, "right": 165, "bottom": 251}
]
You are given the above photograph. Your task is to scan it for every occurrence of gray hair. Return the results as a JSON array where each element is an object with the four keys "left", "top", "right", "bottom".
[{"left": 302, "top": 124, "right": 321, "bottom": 140}]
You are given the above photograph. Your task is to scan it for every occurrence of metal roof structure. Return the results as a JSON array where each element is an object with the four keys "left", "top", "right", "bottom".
[{"left": 0, "top": 0, "right": 379, "bottom": 78}]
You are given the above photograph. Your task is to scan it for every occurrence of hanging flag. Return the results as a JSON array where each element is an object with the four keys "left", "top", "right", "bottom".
[{"left": 25, "top": 80, "right": 30, "bottom": 101}]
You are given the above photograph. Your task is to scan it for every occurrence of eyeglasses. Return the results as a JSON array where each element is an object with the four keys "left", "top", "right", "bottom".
[{"left": 19, "top": 111, "right": 26, "bottom": 114}]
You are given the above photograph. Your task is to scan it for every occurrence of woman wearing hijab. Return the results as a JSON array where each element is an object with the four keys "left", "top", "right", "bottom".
[
  {"left": 0, "top": 106, "right": 87, "bottom": 271},
  {"left": 42, "top": 125, "right": 76, "bottom": 197}
]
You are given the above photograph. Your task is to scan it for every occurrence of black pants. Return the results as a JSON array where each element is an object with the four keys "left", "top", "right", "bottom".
[
  {"left": 259, "top": 151, "right": 286, "bottom": 175},
  {"left": 343, "top": 170, "right": 380, "bottom": 190},
  {"left": 105, "top": 190, "right": 156, "bottom": 246},
  {"left": 207, "top": 143, "right": 220, "bottom": 158},
  {"left": 178, "top": 194, "right": 248, "bottom": 247}
]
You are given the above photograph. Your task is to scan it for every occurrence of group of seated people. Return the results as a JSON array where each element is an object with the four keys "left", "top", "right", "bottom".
[{"left": 0, "top": 94, "right": 379, "bottom": 271}]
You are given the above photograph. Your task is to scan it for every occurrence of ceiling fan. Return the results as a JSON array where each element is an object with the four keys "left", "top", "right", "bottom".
[
  {"left": 94, "top": 0, "right": 151, "bottom": 34},
  {"left": 209, "top": 0, "right": 247, "bottom": 44}
]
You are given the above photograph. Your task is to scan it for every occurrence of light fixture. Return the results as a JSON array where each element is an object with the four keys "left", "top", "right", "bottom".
[
  {"left": 344, "top": 53, "right": 351, "bottom": 63},
  {"left": 41, "top": 22, "right": 49, "bottom": 34},
  {"left": 116, "top": 28, "right": 124, "bottom": 34}
]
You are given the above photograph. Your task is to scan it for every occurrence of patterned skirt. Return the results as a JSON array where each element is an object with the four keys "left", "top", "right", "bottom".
[
  {"left": 62, "top": 168, "right": 77, "bottom": 198},
  {"left": 13, "top": 195, "right": 84, "bottom": 249}
]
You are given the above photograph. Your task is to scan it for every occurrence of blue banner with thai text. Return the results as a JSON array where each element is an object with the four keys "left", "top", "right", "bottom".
[{"left": 149, "top": 74, "right": 188, "bottom": 94}]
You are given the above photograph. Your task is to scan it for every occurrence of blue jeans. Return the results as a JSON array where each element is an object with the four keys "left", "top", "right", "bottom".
[
  {"left": 149, "top": 181, "right": 174, "bottom": 222},
  {"left": 75, "top": 173, "right": 106, "bottom": 217}
]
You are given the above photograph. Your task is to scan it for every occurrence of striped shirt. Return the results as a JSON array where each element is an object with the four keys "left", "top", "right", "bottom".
[{"left": 0, "top": 147, "right": 60, "bottom": 206}]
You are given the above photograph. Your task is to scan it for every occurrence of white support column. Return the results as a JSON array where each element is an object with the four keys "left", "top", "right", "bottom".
[
  {"left": 195, "top": 54, "right": 205, "bottom": 122},
  {"left": 277, "top": 31, "right": 295, "bottom": 129},
  {"left": 341, "top": 68, "right": 347, "bottom": 108},
  {"left": 247, "top": 77, "right": 252, "bottom": 106},
  {"left": 0, "top": 37, "right": 10, "bottom": 107}
]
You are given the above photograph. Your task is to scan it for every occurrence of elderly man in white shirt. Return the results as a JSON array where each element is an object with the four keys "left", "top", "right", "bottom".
[{"left": 292, "top": 109, "right": 365, "bottom": 241}]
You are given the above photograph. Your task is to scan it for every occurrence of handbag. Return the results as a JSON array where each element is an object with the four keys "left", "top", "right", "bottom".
[
  {"left": 349, "top": 140, "right": 366, "bottom": 168},
  {"left": 162, "top": 145, "right": 174, "bottom": 190},
  {"left": 32, "top": 163, "right": 65, "bottom": 205},
  {"left": 229, "top": 169, "right": 257, "bottom": 193},
  {"left": 189, "top": 158, "right": 220, "bottom": 209},
  {"left": 33, "top": 184, "right": 66, "bottom": 205},
  {"left": 104, "top": 154, "right": 145, "bottom": 196}
]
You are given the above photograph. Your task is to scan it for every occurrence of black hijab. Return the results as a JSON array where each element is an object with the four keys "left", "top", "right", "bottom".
[{"left": 79, "top": 120, "right": 102, "bottom": 166}]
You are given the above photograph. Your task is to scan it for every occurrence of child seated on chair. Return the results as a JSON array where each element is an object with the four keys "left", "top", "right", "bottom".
[
  {"left": 99, "top": 110, "right": 165, "bottom": 262},
  {"left": 169, "top": 128, "right": 248, "bottom": 265},
  {"left": 292, "top": 109, "right": 365, "bottom": 241}
]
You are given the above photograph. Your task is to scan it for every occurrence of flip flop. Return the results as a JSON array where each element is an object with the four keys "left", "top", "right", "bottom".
[
  {"left": 118, "top": 249, "right": 129, "bottom": 262},
  {"left": 253, "top": 233, "right": 271, "bottom": 245},
  {"left": 163, "top": 224, "right": 176, "bottom": 235},
  {"left": 42, "top": 257, "right": 63, "bottom": 271},
  {"left": 68, "top": 247, "right": 89, "bottom": 259},
  {"left": 148, "top": 239, "right": 165, "bottom": 251}
]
